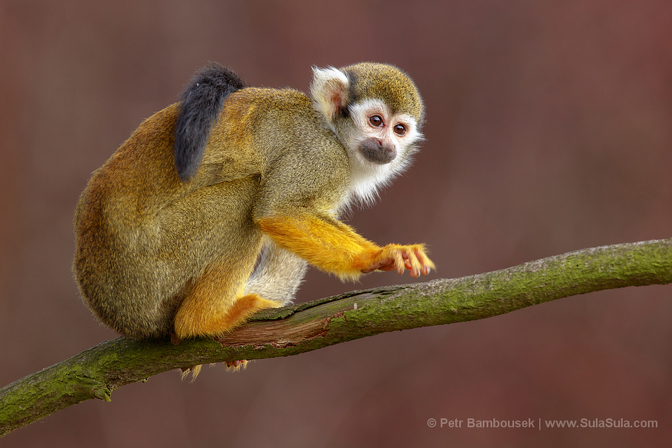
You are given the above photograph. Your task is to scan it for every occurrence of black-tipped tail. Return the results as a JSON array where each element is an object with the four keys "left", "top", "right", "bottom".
[{"left": 174, "top": 63, "right": 245, "bottom": 181}]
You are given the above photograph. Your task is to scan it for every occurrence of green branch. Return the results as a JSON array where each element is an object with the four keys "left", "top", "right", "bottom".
[{"left": 1, "top": 238, "right": 671, "bottom": 437}]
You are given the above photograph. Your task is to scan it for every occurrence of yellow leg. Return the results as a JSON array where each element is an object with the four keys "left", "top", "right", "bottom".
[{"left": 174, "top": 259, "right": 280, "bottom": 339}]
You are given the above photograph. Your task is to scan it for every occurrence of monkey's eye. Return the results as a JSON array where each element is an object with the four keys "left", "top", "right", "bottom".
[
  {"left": 369, "top": 115, "right": 384, "bottom": 127},
  {"left": 393, "top": 124, "right": 407, "bottom": 136}
]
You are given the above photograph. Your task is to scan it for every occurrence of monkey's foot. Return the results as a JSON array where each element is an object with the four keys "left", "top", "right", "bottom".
[
  {"left": 180, "top": 361, "right": 247, "bottom": 381},
  {"left": 180, "top": 364, "right": 203, "bottom": 381},
  {"left": 225, "top": 360, "right": 248, "bottom": 372},
  {"left": 363, "top": 244, "right": 435, "bottom": 277},
  {"left": 174, "top": 293, "right": 281, "bottom": 339}
]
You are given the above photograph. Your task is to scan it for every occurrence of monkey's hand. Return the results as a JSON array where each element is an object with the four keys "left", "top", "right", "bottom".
[{"left": 362, "top": 244, "right": 435, "bottom": 278}]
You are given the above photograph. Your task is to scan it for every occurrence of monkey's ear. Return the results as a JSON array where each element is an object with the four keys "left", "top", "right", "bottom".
[{"left": 310, "top": 66, "right": 350, "bottom": 122}]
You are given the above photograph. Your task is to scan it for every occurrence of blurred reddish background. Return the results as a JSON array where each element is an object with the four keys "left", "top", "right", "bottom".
[{"left": 1, "top": 0, "right": 671, "bottom": 446}]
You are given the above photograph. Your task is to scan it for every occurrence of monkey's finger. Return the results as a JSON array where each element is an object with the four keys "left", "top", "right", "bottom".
[
  {"left": 362, "top": 254, "right": 396, "bottom": 273},
  {"left": 404, "top": 248, "right": 423, "bottom": 278},
  {"left": 391, "top": 249, "right": 405, "bottom": 275},
  {"left": 401, "top": 249, "right": 417, "bottom": 270},
  {"left": 414, "top": 248, "right": 435, "bottom": 275},
  {"left": 368, "top": 260, "right": 397, "bottom": 272},
  {"left": 376, "top": 262, "right": 398, "bottom": 272},
  {"left": 170, "top": 332, "right": 183, "bottom": 345}
]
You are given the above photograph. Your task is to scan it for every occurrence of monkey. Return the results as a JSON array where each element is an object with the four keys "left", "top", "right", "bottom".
[{"left": 73, "top": 62, "right": 435, "bottom": 356}]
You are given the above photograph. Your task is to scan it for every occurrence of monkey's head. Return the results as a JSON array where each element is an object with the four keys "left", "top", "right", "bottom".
[{"left": 310, "top": 62, "right": 425, "bottom": 204}]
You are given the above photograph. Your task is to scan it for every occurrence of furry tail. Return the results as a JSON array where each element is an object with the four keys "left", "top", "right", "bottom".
[{"left": 174, "top": 63, "right": 245, "bottom": 181}]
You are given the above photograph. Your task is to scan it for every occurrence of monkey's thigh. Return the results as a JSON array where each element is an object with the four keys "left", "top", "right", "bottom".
[{"left": 159, "top": 177, "right": 268, "bottom": 337}]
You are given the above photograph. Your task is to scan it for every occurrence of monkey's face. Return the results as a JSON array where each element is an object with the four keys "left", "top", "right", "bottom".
[
  {"left": 347, "top": 98, "right": 422, "bottom": 166},
  {"left": 309, "top": 63, "right": 425, "bottom": 206}
]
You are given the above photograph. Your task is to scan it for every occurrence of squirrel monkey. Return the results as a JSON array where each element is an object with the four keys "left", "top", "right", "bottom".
[{"left": 73, "top": 62, "right": 434, "bottom": 344}]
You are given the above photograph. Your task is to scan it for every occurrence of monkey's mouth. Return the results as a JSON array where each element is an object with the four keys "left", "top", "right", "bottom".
[{"left": 358, "top": 139, "right": 396, "bottom": 164}]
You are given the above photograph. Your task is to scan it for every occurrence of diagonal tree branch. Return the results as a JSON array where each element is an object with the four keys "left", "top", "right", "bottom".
[{"left": 1, "top": 238, "right": 671, "bottom": 437}]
